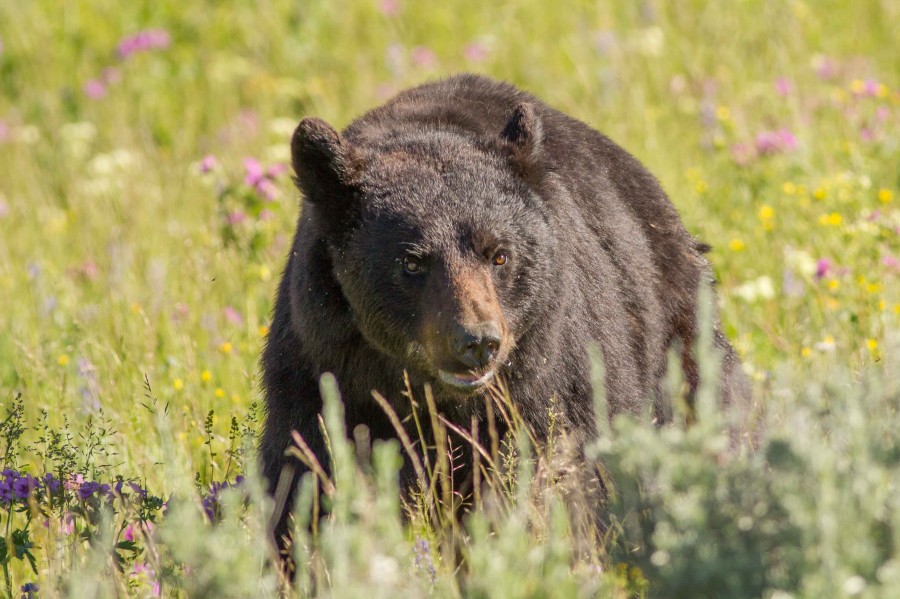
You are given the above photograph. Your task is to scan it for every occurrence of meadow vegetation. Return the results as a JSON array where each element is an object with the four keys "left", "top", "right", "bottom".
[{"left": 0, "top": 0, "right": 898, "bottom": 596}]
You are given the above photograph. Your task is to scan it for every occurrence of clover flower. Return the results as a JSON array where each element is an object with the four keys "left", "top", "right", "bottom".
[{"left": 117, "top": 29, "right": 171, "bottom": 59}]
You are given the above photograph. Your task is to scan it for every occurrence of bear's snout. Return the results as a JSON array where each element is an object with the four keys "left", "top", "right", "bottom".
[{"left": 449, "top": 321, "right": 502, "bottom": 371}]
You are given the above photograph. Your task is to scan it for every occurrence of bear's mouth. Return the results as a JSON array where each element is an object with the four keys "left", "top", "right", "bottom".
[{"left": 437, "top": 369, "right": 495, "bottom": 390}]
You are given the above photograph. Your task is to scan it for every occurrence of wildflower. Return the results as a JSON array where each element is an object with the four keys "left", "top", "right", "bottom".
[
  {"left": 21, "top": 583, "right": 39, "bottom": 599},
  {"left": 224, "top": 306, "right": 244, "bottom": 326},
  {"left": 124, "top": 523, "right": 135, "bottom": 542},
  {"left": 757, "top": 205, "right": 775, "bottom": 230},
  {"left": 83, "top": 79, "right": 107, "bottom": 99},
  {"left": 812, "top": 54, "right": 838, "bottom": 80},
  {"left": 117, "top": 29, "right": 171, "bottom": 59},
  {"left": 815, "top": 335, "right": 836, "bottom": 352},
  {"left": 801, "top": 347, "right": 812, "bottom": 358},
  {"left": 715, "top": 106, "right": 731, "bottom": 121},
  {"left": 755, "top": 128, "right": 797, "bottom": 155},
  {"left": 201, "top": 370, "right": 212, "bottom": 383},
  {"left": 58, "top": 354, "right": 70, "bottom": 366},
  {"left": 42, "top": 473, "right": 61, "bottom": 494},
  {"left": 827, "top": 279, "right": 840, "bottom": 291},
  {"left": 818, "top": 212, "right": 842, "bottom": 226},
  {"left": 411, "top": 46, "right": 438, "bottom": 69},
  {"left": 215, "top": 388, "right": 225, "bottom": 398},
  {"left": 774, "top": 77, "right": 794, "bottom": 96},
  {"left": 883, "top": 255, "right": 900, "bottom": 271},
  {"left": 173, "top": 378, "right": 184, "bottom": 391},
  {"left": 226, "top": 210, "right": 246, "bottom": 226},
  {"left": 199, "top": 154, "right": 218, "bottom": 174},
  {"left": 815, "top": 258, "right": 831, "bottom": 279},
  {"left": 813, "top": 187, "right": 826, "bottom": 200},
  {"left": 13, "top": 474, "right": 38, "bottom": 500},
  {"left": 730, "top": 142, "right": 754, "bottom": 166},
  {"left": 464, "top": 42, "right": 489, "bottom": 63},
  {"left": 878, "top": 188, "right": 894, "bottom": 204},
  {"left": 729, "top": 238, "right": 745, "bottom": 252},
  {"left": 259, "top": 325, "right": 270, "bottom": 337},
  {"left": 378, "top": 0, "right": 399, "bottom": 16},
  {"left": 220, "top": 341, "right": 233, "bottom": 354},
  {"left": 867, "top": 338, "right": 878, "bottom": 351}
]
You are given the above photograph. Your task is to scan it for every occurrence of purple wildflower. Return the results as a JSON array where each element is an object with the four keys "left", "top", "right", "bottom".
[
  {"left": 414, "top": 537, "right": 437, "bottom": 584},
  {"left": 128, "top": 481, "right": 148, "bottom": 497},
  {"left": 42, "top": 473, "right": 61, "bottom": 493},
  {"left": 84, "top": 79, "right": 107, "bottom": 99},
  {"left": 21, "top": 583, "right": 39, "bottom": 599},
  {"left": 117, "top": 29, "right": 171, "bottom": 59},
  {"left": 815, "top": 259, "right": 832, "bottom": 280},
  {"left": 0, "top": 478, "right": 13, "bottom": 503},
  {"left": 13, "top": 474, "right": 38, "bottom": 500}
]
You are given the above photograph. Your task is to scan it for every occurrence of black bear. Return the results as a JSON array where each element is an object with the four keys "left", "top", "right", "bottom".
[{"left": 261, "top": 73, "right": 748, "bottom": 544}]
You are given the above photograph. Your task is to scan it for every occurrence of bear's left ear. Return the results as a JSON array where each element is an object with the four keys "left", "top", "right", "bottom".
[{"left": 499, "top": 102, "right": 543, "bottom": 173}]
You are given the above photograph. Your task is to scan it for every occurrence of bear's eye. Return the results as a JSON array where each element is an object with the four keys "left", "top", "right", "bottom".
[
  {"left": 492, "top": 251, "right": 508, "bottom": 267},
  {"left": 403, "top": 256, "right": 426, "bottom": 276}
]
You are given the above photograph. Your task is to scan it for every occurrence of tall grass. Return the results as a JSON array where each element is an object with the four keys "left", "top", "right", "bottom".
[{"left": 0, "top": 0, "right": 898, "bottom": 596}]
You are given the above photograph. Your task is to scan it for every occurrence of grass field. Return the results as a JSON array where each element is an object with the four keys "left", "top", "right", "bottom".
[{"left": 1, "top": 0, "right": 899, "bottom": 596}]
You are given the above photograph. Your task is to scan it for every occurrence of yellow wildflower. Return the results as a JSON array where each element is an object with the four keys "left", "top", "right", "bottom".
[
  {"left": 173, "top": 378, "right": 184, "bottom": 391},
  {"left": 57, "top": 355, "right": 69, "bottom": 366},
  {"left": 878, "top": 188, "right": 894, "bottom": 204},
  {"left": 813, "top": 187, "right": 826, "bottom": 200},
  {"left": 782, "top": 181, "right": 796, "bottom": 195},
  {"left": 220, "top": 342, "right": 233, "bottom": 355},
  {"left": 729, "top": 238, "right": 745, "bottom": 252},
  {"left": 214, "top": 388, "right": 225, "bottom": 398},
  {"left": 201, "top": 370, "right": 212, "bottom": 383}
]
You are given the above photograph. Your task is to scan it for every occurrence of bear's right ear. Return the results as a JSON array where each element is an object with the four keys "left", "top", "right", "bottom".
[
  {"left": 499, "top": 103, "right": 544, "bottom": 180},
  {"left": 291, "top": 118, "right": 361, "bottom": 207}
]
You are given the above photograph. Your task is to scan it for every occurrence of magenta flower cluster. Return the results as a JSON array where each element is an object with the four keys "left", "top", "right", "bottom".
[
  {"left": 243, "top": 158, "right": 287, "bottom": 201},
  {"left": 117, "top": 29, "right": 172, "bottom": 59}
]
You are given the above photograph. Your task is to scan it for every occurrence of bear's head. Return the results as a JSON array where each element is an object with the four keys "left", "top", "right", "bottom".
[{"left": 290, "top": 104, "right": 555, "bottom": 396}]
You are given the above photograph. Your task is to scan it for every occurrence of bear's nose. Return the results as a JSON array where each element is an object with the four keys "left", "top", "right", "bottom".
[{"left": 450, "top": 322, "right": 502, "bottom": 370}]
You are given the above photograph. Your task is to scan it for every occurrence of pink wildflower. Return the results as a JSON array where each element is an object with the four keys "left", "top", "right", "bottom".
[
  {"left": 775, "top": 77, "right": 794, "bottom": 97},
  {"left": 117, "top": 29, "right": 171, "bottom": 59},
  {"left": 464, "top": 42, "right": 489, "bottom": 63},
  {"left": 755, "top": 128, "right": 797, "bottom": 155},
  {"left": 199, "top": 154, "right": 218, "bottom": 174},
  {"left": 226, "top": 210, "right": 246, "bottom": 226},
  {"left": 224, "top": 306, "right": 244, "bottom": 326},
  {"left": 378, "top": 0, "right": 400, "bottom": 16},
  {"left": 883, "top": 255, "right": 900, "bottom": 271},
  {"left": 83, "top": 79, "right": 107, "bottom": 99},
  {"left": 243, "top": 158, "right": 264, "bottom": 187},
  {"left": 411, "top": 46, "right": 438, "bottom": 69},
  {"left": 124, "top": 524, "right": 135, "bottom": 542},
  {"left": 815, "top": 259, "right": 831, "bottom": 280},
  {"left": 813, "top": 55, "right": 838, "bottom": 80}
]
